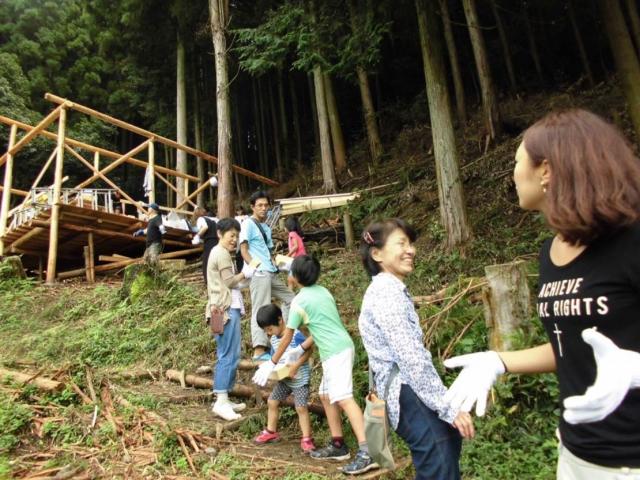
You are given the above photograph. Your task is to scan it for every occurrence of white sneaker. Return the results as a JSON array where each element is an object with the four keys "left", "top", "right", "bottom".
[
  {"left": 212, "top": 401, "right": 241, "bottom": 421},
  {"left": 229, "top": 400, "right": 246, "bottom": 413}
]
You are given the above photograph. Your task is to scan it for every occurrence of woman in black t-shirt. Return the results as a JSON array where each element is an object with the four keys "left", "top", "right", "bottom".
[{"left": 443, "top": 109, "right": 640, "bottom": 479}]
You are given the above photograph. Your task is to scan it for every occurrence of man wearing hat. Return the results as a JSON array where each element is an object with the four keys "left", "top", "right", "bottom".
[{"left": 133, "top": 203, "right": 166, "bottom": 267}]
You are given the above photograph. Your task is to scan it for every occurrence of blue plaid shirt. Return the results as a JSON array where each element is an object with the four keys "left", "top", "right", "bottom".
[{"left": 358, "top": 273, "right": 457, "bottom": 429}]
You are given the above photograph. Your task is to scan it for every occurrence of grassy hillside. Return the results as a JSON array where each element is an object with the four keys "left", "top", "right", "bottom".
[{"left": 1, "top": 80, "right": 634, "bottom": 479}]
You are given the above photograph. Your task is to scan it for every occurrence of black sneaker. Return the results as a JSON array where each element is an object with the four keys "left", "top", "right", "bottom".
[
  {"left": 341, "top": 450, "right": 379, "bottom": 475},
  {"left": 310, "top": 442, "right": 351, "bottom": 461}
]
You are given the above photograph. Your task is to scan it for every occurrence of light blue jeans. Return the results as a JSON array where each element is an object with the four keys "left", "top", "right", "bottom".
[{"left": 213, "top": 308, "right": 242, "bottom": 393}]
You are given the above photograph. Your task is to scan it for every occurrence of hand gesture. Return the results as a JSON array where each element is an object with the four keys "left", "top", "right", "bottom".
[
  {"left": 443, "top": 351, "right": 505, "bottom": 416},
  {"left": 563, "top": 328, "right": 640, "bottom": 424}
]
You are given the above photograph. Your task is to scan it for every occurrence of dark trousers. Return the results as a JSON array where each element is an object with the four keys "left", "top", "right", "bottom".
[
  {"left": 202, "top": 239, "right": 217, "bottom": 284},
  {"left": 395, "top": 384, "right": 462, "bottom": 480}
]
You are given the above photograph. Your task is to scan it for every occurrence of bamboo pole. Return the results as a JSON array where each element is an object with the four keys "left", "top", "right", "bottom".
[
  {"left": 154, "top": 172, "right": 197, "bottom": 209},
  {"left": 45, "top": 93, "right": 279, "bottom": 186},
  {"left": 0, "top": 115, "right": 199, "bottom": 182},
  {"left": 0, "top": 125, "right": 18, "bottom": 255},
  {"left": 0, "top": 104, "right": 64, "bottom": 168},
  {"left": 46, "top": 107, "right": 67, "bottom": 284},
  {"left": 75, "top": 139, "right": 152, "bottom": 189},
  {"left": 174, "top": 179, "right": 211, "bottom": 211},
  {"left": 17, "top": 149, "right": 57, "bottom": 211},
  {"left": 57, "top": 246, "right": 203, "bottom": 279},
  {"left": 148, "top": 141, "right": 156, "bottom": 204},
  {"left": 0, "top": 186, "right": 28, "bottom": 197},
  {"left": 93, "top": 151, "right": 100, "bottom": 171},
  {"left": 64, "top": 146, "right": 145, "bottom": 215},
  {"left": 10, "top": 227, "right": 46, "bottom": 251}
]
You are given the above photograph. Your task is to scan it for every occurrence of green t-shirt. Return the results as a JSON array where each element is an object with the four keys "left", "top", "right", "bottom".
[{"left": 287, "top": 284, "right": 354, "bottom": 361}]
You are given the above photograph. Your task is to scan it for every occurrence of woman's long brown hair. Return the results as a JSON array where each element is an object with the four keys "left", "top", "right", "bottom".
[{"left": 523, "top": 109, "right": 640, "bottom": 244}]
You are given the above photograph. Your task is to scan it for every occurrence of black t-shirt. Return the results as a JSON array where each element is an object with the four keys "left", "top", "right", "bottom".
[
  {"left": 146, "top": 214, "right": 163, "bottom": 247},
  {"left": 537, "top": 223, "right": 640, "bottom": 467}
]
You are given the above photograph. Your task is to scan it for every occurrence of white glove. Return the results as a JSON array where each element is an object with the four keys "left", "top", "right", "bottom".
[
  {"left": 252, "top": 361, "right": 276, "bottom": 387},
  {"left": 191, "top": 234, "right": 201, "bottom": 245},
  {"left": 284, "top": 345, "right": 305, "bottom": 365},
  {"left": 443, "top": 351, "right": 506, "bottom": 416},
  {"left": 241, "top": 263, "right": 255, "bottom": 279},
  {"left": 159, "top": 224, "right": 166, "bottom": 234},
  {"left": 563, "top": 328, "right": 640, "bottom": 424},
  {"left": 209, "top": 176, "right": 218, "bottom": 187}
]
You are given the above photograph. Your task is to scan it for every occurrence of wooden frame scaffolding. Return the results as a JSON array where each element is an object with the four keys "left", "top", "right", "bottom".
[{"left": 0, "top": 93, "right": 278, "bottom": 283}]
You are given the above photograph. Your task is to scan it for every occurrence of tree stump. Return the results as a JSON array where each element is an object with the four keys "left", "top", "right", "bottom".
[
  {"left": 0, "top": 255, "right": 26, "bottom": 280},
  {"left": 482, "top": 260, "right": 531, "bottom": 351}
]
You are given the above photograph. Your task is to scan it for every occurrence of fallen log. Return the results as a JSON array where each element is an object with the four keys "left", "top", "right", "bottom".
[
  {"left": 165, "top": 369, "right": 325, "bottom": 416},
  {"left": 0, "top": 367, "right": 64, "bottom": 392}
]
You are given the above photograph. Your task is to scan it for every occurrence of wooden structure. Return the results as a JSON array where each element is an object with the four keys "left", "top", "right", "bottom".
[{"left": 0, "top": 94, "right": 277, "bottom": 283}]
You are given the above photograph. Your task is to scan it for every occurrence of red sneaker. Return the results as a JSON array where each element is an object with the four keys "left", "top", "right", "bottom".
[
  {"left": 300, "top": 437, "right": 316, "bottom": 453},
  {"left": 254, "top": 430, "right": 281, "bottom": 444}
]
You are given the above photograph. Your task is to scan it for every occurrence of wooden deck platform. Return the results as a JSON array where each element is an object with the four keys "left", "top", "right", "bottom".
[{"left": 1, "top": 203, "right": 197, "bottom": 275}]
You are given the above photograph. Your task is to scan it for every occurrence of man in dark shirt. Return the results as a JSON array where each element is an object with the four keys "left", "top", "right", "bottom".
[{"left": 133, "top": 203, "right": 165, "bottom": 267}]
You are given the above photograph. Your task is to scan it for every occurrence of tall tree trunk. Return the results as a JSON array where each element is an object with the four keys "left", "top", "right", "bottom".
[
  {"left": 462, "top": 0, "right": 501, "bottom": 139},
  {"left": 313, "top": 67, "right": 337, "bottom": 193},
  {"left": 268, "top": 75, "right": 283, "bottom": 181},
  {"left": 289, "top": 72, "right": 303, "bottom": 166},
  {"left": 624, "top": 0, "right": 640, "bottom": 56},
  {"left": 233, "top": 92, "right": 246, "bottom": 197},
  {"left": 308, "top": 74, "right": 320, "bottom": 155},
  {"left": 489, "top": 0, "right": 517, "bottom": 92},
  {"left": 346, "top": 0, "right": 384, "bottom": 163},
  {"left": 257, "top": 77, "right": 269, "bottom": 174},
  {"left": 567, "top": 0, "right": 595, "bottom": 87},
  {"left": 192, "top": 56, "right": 206, "bottom": 208},
  {"left": 176, "top": 31, "right": 188, "bottom": 209},
  {"left": 277, "top": 68, "right": 290, "bottom": 174},
  {"left": 438, "top": 0, "right": 467, "bottom": 123},
  {"left": 522, "top": 1, "right": 544, "bottom": 85},
  {"left": 416, "top": 0, "right": 471, "bottom": 249},
  {"left": 599, "top": 0, "right": 640, "bottom": 138},
  {"left": 209, "top": 0, "right": 233, "bottom": 218},
  {"left": 251, "top": 78, "right": 265, "bottom": 175},
  {"left": 322, "top": 73, "right": 347, "bottom": 174}
]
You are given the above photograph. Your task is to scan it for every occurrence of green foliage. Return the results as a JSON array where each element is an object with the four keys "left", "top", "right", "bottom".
[
  {"left": 0, "top": 272, "right": 210, "bottom": 370},
  {"left": 0, "top": 391, "right": 32, "bottom": 453}
]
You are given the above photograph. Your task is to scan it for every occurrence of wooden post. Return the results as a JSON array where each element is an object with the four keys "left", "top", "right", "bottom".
[
  {"left": 38, "top": 256, "right": 44, "bottom": 281},
  {"left": 93, "top": 151, "right": 100, "bottom": 171},
  {"left": 0, "top": 124, "right": 18, "bottom": 255},
  {"left": 46, "top": 107, "right": 67, "bottom": 284},
  {"left": 343, "top": 211, "right": 354, "bottom": 249},
  {"left": 88, "top": 232, "right": 95, "bottom": 283},
  {"left": 84, "top": 246, "right": 91, "bottom": 282},
  {"left": 482, "top": 260, "right": 531, "bottom": 351},
  {"left": 148, "top": 141, "right": 156, "bottom": 204}
]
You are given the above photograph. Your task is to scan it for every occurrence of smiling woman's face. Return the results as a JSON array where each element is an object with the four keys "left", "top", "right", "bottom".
[{"left": 371, "top": 228, "right": 416, "bottom": 280}]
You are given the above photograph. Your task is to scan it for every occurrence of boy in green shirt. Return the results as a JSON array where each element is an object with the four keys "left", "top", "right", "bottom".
[{"left": 252, "top": 255, "right": 377, "bottom": 475}]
